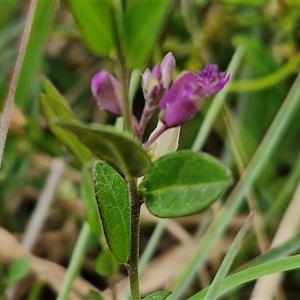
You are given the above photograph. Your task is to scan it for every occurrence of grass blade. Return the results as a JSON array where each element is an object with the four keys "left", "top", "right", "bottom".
[
  {"left": 0, "top": 0, "right": 37, "bottom": 167},
  {"left": 204, "top": 213, "right": 252, "bottom": 300}
]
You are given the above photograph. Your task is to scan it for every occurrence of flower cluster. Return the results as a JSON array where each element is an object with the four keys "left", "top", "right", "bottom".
[
  {"left": 158, "top": 65, "right": 230, "bottom": 128},
  {"left": 91, "top": 53, "right": 230, "bottom": 147}
]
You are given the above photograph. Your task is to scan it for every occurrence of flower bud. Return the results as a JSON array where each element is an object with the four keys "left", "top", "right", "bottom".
[
  {"left": 91, "top": 71, "right": 123, "bottom": 116},
  {"left": 141, "top": 52, "right": 175, "bottom": 106},
  {"left": 141, "top": 66, "right": 162, "bottom": 104},
  {"left": 159, "top": 65, "right": 230, "bottom": 128},
  {"left": 161, "top": 52, "right": 176, "bottom": 89}
]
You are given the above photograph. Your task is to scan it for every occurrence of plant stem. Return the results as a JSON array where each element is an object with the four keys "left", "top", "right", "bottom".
[
  {"left": 56, "top": 222, "right": 91, "bottom": 300},
  {"left": 111, "top": 0, "right": 132, "bottom": 134},
  {"left": 127, "top": 179, "right": 141, "bottom": 300},
  {"left": 112, "top": 3, "right": 141, "bottom": 298},
  {"left": 0, "top": 0, "right": 37, "bottom": 167},
  {"left": 136, "top": 104, "right": 156, "bottom": 140},
  {"left": 115, "top": 55, "right": 131, "bottom": 133},
  {"left": 143, "top": 123, "right": 167, "bottom": 151}
]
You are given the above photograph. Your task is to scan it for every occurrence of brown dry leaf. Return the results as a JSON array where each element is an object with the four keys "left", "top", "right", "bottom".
[
  {"left": 139, "top": 243, "right": 194, "bottom": 296},
  {"left": 0, "top": 227, "right": 102, "bottom": 299},
  {"left": 140, "top": 205, "right": 192, "bottom": 244},
  {"left": 33, "top": 153, "right": 81, "bottom": 183}
]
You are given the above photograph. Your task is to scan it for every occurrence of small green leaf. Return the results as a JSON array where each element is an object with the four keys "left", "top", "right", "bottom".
[
  {"left": 94, "top": 248, "right": 119, "bottom": 278},
  {"left": 7, "top": 257, "right": 30, "bottom": 286},
  {"left": 123, "top": 1, "right": 171, "bottom": 68},
  {"left": 93, "top": 161, "right": 130, "bottom": 264},
  {"left": 143, "top": 290, "right": 172, "bottom": 300},
  {"left": 43, "top": 78, "right": 68, "bottom": 105},
  {"left": 40, "top": 94, "right": 91, "bottom": 164},
  {"left": 142, "top": 151, "right": 232, "bottom": 218},
  {"left": 67, "top": 0, "right": 114, "bottom": 56},
  {"left": 81, "top": 167, "right": 102, "bottom": 237},
  {"left": 89, "top": 289, "right": 105, "bottom": 300},
  {"left": 57, "top": 120, "right": 151, "bottom": 178}
]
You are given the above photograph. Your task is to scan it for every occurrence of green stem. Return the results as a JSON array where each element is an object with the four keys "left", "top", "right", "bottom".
[
  {"left": 56, "top": 222, "right": 91, "bottom": 300},
  {"left": 111, "top": 3, "right": 141, "bottom": 299},
  {"left": 143, "top": 123, "right": 167, "bottom": 151},
  {"left": 119, "top": 60, "right": 132, "bottom": 133},
  {"left": 111, "top": 0, "right": 133, "bottom": 134},
  {"left": 127, "top": 179, "right": 141, "bottom": 300},
  {"left": 229, "top": 52, "right": 300, "bottom": 92}
]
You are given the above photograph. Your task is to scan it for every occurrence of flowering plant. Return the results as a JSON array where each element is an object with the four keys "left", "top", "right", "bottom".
[
  {"left": 92, "top": 54, "right": 230, "bottom": 151},
  {"left": 2, "top": 1, "right": 300, "bottom": 300},
  {"left": 40, "top": 50, "right": 231, "bottom": 299}
]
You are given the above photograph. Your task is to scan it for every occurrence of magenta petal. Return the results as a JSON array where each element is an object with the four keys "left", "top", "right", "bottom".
[
  {"left": 158, "top": 64, "right": 230, "bottom": 128},
  {"left": 159, "top": 72, "right": 203, "bottom": 128},
  {"left": 160, "top": 97, "right": 201, "bottom": 128},
  {"left": 159, "top": 72, "right": 198, "bottom": 109},
  {"left": 153, "top": 65, "right": 162, "bottom": 81}
]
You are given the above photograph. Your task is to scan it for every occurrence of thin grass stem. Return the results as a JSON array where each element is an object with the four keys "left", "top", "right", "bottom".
[
  {"left": 0, "top": 0, "right": 37, "bottom": 167},
  {"left": 56, "top": 222, "right": 91, "bottom": 300}
]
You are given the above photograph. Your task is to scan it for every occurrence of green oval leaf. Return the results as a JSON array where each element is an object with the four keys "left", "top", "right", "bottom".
[
  {"left": 143, "top": 290, "right": 172, "bottom": 300},
  {"left": 93, "top": 161, "right": 130, "bottom": 264},
  {"left": 40, "top": 94, "right": 92, "bottom": 164},
  {"left": 57, "top": 120, "right": 151, "bottom": 178},
  {"left": 67, "top": 0, "right": 114, "bottom": 56},
  {"left": 142, "top": 151, "right": 232, "bottom": 218}
]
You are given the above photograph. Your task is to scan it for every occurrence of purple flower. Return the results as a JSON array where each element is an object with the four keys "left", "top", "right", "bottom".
[
  {"left": 142, "top": 52, "right": 175, "bottom": 106},
  {"left": 159, "top": 72, "right": 202, "bottom": 128},
  {"left": 196, "top": 64, "right": 230, "bottom": 96},
  {"left": 159, "top": 65, "right": 230, "bottom": 128},
  {"left": 91, "top": 71, "right": 123, "bottom": 116}
]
